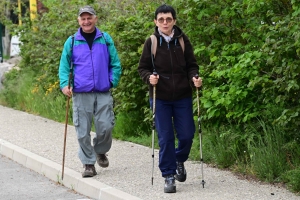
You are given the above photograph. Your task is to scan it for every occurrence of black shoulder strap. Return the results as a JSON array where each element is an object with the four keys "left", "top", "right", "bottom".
[
  {"left": 102, "top": 32, "right": 110, "bottom": 46},
  {"left": 67, "top": 35, "right": 75, "bottom": 89},
  {"left": 70, "top": 35, "right": 75, "bottom": 72}
]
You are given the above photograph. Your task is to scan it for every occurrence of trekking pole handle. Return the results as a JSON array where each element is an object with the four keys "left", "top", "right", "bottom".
[{"left": 152, "top": 71, "right": 157, "bottom": 112}]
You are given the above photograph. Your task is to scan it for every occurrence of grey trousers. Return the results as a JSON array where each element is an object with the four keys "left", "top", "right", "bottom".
[{"left": 72, "top": 92, "right": 115, "bottom": 165}]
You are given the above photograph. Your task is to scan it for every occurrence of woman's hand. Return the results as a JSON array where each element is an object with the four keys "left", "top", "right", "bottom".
[
  {"left": 192, "top": 76, "right": 202, "bottom": 88},
  {"left": 149, "top": 74, "right": 159, "bottom": 85}
]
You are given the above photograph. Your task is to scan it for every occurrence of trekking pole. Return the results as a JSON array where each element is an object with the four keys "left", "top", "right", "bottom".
[
  {"left": 62, "top": 35, "right": 74, "bottom": 180},
  {"left": 151, "top": 72, "right": 157, "bottom": 185},
  {"left": 195, "top": 74, "right": 205, "bottom": 188},
  {"left": 61, "top": 72, "right": 72, "bottom": 180}
]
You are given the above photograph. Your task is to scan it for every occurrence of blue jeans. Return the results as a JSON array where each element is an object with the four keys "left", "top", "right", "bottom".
[{"left": 150, "top": 97, "right": 195, "bottom": 177}]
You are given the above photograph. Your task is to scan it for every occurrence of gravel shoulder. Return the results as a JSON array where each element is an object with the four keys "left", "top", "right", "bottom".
[{"left": 0, "top": 105, "right": 299, "bottom": 200}]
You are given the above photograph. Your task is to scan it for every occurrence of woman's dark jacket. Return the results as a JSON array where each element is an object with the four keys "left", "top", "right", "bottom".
[{"left": 138, "top": 25, "right": 199, "bottom": 101}]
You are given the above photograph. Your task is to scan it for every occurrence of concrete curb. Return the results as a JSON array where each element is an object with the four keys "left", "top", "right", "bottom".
[{"left": 0, "top": 139, "right": 142, "bottom": 200}]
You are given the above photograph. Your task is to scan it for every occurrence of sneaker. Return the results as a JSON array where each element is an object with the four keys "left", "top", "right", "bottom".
[
  {"left": 164, "top": 175, "right": 176, "bottom": 193},
  {"left": 175, "top": 161, "right": 187, "bottom": 182},
  {"left": 96, "top": 154, "right": 109, "bottom": 168},
  {"left": 82, "top": 164, "right": 97, "bottom": 178}
]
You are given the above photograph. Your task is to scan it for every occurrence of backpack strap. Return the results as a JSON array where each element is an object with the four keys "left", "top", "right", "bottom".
[
  {"left": 102, "top": 32, "right": 111, "bottom": 46},
  {"left": 178, "top": 37, "right": 185, "bottom": 53},
  {"left": 150, "top": 35, "right": 157, "bottom": 72},
  {"left": 70, "top": 35, "right": 75, "bottom": 72},
  {"left": 67, "top": 35, "right": 75, "bottom": 88},
  {"left": 150, "top": 35, "right": 157, "bottom": 58}
]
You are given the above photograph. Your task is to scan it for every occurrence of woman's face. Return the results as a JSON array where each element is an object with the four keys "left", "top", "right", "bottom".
[{"left": 154, "top": 12, "right": 176, "bottom": 35}]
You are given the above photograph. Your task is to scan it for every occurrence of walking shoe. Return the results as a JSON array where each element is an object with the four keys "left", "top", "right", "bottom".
[
  {"left": 96, "top": 154, "right": 109, "bottom": 168},
  {"left": 175, "top": 161, "right": 187, "bottom": 182},
  {"left": 164, "top": 175, "right": 176, "bottom": 193},
  {"left": 82, "top": 164, "right": 97, "bottom": 178}
]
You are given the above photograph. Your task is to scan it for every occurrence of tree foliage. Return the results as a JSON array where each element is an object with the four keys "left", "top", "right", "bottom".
[
  {"left": 1, "top": 0, "right": 299, "bottom": 143},
  {"left": 171, "top": 0, "right": 300, "bottom": 131},
  {"left": 1, "top": 0, "right": 299, "bottom": 139}
]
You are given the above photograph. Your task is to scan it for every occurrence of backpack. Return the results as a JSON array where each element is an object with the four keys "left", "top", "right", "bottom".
[{"left": 150, "top": 34, "right": 185, "bottom": 58}]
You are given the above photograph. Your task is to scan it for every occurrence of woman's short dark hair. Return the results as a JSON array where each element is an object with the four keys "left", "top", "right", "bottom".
[{"left": 154, "top": 4, "right": 176, "bottom": 19}]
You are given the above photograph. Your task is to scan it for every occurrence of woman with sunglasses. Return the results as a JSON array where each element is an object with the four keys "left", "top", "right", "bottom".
[{"left": 138, "top": 4, "right": 202, "bottom": 193}]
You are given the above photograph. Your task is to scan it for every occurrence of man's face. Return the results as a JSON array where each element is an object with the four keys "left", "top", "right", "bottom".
[
  {"left": 78, "top": 13, "right": 97, "bottom": 33},
  {"left": 154, "top": 12, "right": 176, "bottom": 35}
]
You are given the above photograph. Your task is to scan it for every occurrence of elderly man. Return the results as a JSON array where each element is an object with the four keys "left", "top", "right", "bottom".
[{"left": 59, "top": 5, "right": 122, "bottom": 177}]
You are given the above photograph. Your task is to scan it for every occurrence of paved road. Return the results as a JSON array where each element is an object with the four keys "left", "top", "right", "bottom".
[{"left": 0, "top": 155, "right": 91, "bottom": 200}]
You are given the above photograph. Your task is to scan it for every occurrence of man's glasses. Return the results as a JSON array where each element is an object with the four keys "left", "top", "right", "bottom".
[{"left": 157, "top": 17, "right": 173, "bottom": 24}]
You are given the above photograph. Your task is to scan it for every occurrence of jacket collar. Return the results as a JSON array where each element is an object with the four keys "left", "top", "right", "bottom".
[
  {"left": 154, "top": 25, "right": 183, "bottom": 40},
  {"left": 75, "top": 27, "right": 103, "bottom": 41}
]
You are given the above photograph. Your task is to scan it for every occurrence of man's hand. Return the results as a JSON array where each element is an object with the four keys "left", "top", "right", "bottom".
[{"left": 62, "top": 86, "right": 73, "bottom": 97}]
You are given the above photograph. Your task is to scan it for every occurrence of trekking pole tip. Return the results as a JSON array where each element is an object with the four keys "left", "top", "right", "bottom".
[{"left": 201, "top": 180, "right": 205, "bottom": 188}]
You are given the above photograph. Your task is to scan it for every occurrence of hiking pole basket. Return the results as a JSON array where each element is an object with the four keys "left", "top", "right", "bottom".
[{"left": 195, "top": 74, "right": 205, "bottom": 188}]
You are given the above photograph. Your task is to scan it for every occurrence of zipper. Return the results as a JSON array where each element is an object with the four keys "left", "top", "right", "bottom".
[
  {"left": 169, "top": 42, "right": 175, "bottom": 101},
  {"left": 90, "top": 48, "right": 95, "bottom": 92},
  {"left": 174, "top": 48, "right": 186, "bottom": 74}
]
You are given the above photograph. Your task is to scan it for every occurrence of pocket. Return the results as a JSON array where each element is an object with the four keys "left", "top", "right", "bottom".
[
  {"left": 110, "top": 109, "right": 115, "bottom": 127},
  {"left": 109, "top": 94, "right": 115, "bottom": 126},
  {"left": 73, "top": 107, "right": 79, "bottom": 127}
]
